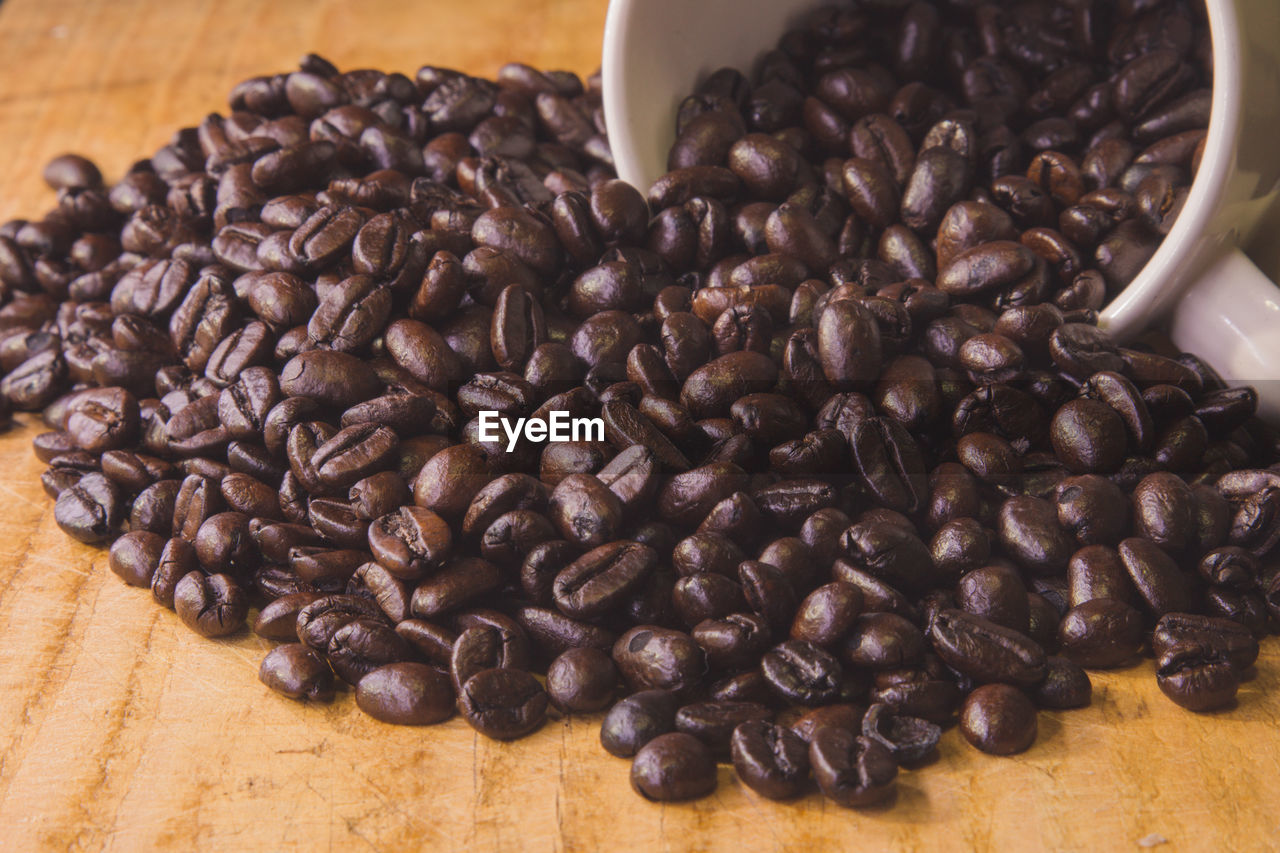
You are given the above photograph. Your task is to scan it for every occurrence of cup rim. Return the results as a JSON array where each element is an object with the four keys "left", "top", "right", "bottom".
[{"left": 1099, "top": 0, "right": 1242, "bottom": 337}]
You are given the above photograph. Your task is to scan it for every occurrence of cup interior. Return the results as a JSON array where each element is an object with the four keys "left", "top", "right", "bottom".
[
  {"left": 604, "top": 0, "right": 1240, "bottom": 340},
  {"left": 1098, "top": 0, "right": 1241, "bottom": 341}
]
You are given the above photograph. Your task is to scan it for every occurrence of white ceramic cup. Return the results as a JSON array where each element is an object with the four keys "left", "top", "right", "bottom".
[{"left": 603, "top": 0, "right": 1280, "bottom": 415}]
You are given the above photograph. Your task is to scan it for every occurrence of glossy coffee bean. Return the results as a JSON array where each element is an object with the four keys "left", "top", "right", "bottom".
[
  {"left": 458, "top": 668, "right": 548, "bottom": 740},
  {"left": 355, "top": 663, "right": 455, "bottom": 725},
  {"left": 258, "top": 643, "right": 335, "bottom": 702},
  {"left": 600, "top": 690, "right": 680, "bottom": 757},
  {"left": 630, "top": 732, "right": 718, "bottom": 802},
  {"left": 545, "top": 647, "right": 619, "bottom": 713},
  {"left": 809, "top": 728, "right": 897, "bottom": 808},
  {"left": 959, "top": 684, "right": 1038, "bottom": 755},
  {"left": 173, "top": 572, "right": 249, "bottom": 638},
  {"left": 730, "top": 720, "right": 811, "bottom": 800}
]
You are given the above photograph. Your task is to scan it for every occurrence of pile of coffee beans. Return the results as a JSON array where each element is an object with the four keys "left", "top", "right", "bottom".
[{"left": 1, "top": 0, "right": 1274, "bottom": 807}]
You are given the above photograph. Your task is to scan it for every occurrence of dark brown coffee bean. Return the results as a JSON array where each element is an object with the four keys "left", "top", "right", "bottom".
[
  {"left": 1057, "top": 598, "right": 1145, "bottom": 668},
  {"left": 601, "top": 690, "right": 680, "bottom": 757},
  {"left": 259, "top": 644, "right": 335, "bottom": 702},
  {"left": 959, "top": 684, "right": 1037, "bottom": 755},
  {"left": 630, "top": 732, "right": 718, "bottom": 802},
  {"left": 174, "top": 572, "right": 249, "bottom": 638},
  {"left": 355, "top": 662, "right": 454, "bottom": 725},
  {"left": 730, "top": 720, "right": 810, "bottom": 800},
  {"left": 1154, "top": 623, "right": 1240, "bottom": 712},
  {"left": 929, "top": 609, "right": 1046, "bottom": 687},
  {"left": 809, "top": 728, "right": 897, "bottom": 808},
  {"left": 459, "top": 667, "right": 548, "bottom": 740},
  {"left": 613, "top": 626, "right": 708, "bottom": 694},
  {"left": 861, "top": 702, "right": 941, "bottom": 764}
]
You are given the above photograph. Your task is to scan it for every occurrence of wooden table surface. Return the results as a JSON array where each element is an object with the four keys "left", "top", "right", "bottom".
[{"left": 0, "top": 1, "right": 1278, "bottom": 850}]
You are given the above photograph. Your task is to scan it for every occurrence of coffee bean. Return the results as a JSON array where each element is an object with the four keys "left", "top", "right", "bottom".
[
  {"left": 630, "top": 732, "right": 718, "bottom": 802},
  {"left": 368, "top": 506, "right": 452, "bottom": 580},
  {"left": 546, "top": 647, "right": 619, "bottom": 713},
  {"left": 761, "top": 640, "right": 843, "bottom": 706},
  {"left": 553, "top": 540, "right": 657, "bottom": 619},
  {"left": 258, "top": 643, "right": 335, "bottom": 702},
  {"left": 459, "top": 667, "right": 548, "bottom": 740},
  {"left": 929, "top": 609, "right": 1046, "bottom": 687},
  {"left": 356, "top": 662, "right": 455, "bottom": 725},
  {"left": 613, "top": 626, "right": 707, "bottom": 694},
  {"left": 809, "top": 729, "right": 897, "bottom": 808},
  {"left": 174, "top": 572, "right": 249, "bottom": 638},
  {"left": 54, "top": 472, "right": 122, "bottom": 544},
  {"left": 861, "top": 702, "right": 941, "bottom": 764},
  {"left": 1156, "top": 645, "right": 1238, "bottom": 712},
  {"left": 1033, "top": 656, "right": 1092, "bottom": 710},
  {"left": 600, "top": 690, "right": 680, "bottom": 757},
  {"left": 1058, "top": 599, "right": 1145, "bottom": 668},
  {"left": 959, "top": 684, "right": 1037, "bottom": 755}
]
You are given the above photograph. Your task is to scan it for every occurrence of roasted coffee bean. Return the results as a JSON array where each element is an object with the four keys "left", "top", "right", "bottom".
[
  {"left": 54, "top": 472, "right": 123, "bottom": 544},
  {"left": 1130, "top": 472, "right": 1194, "bottom": 554},
  {"left": 459, "top": 667, "right": 548, "bottom": 740},
  {"left": 394, "top": 619, "right": 458, "bottom": 667},
  {"left": 279, "top": 349, "right": 381, "bottom": 408},
  {"left": 1055, "top": 475, "right": 1129, "bottom": 546},
  {"left": 601, "top": 689, "right": 680, "bottom": 757},
  {"left": 1151, "top": 613, "right": 1259, "bottom": 673},
  {"left": 173, "top": 572, "right": 249, "bottom": 638},
  {"left": 356, "top": 662, "right": 455, "bottom": 725},
  {"left": 730, "top": 720, "right": 810, "bottom": 800},
  {"left": 630, "top": 732, "right": 718, "bottom": 802},
  {"left": 691, "top": 612, "right": 771, "bottom": 671},
  {"left": 1033, "top": 656, "right": 1092, "bottom": 710},
  {"left": 194, "top": 511, "right": 259, "bottom": 577},
  {"left": 809, "top": 729, "right": 897, "bottom": 808},
  {"left": 956, "top": 565, "right": 1029, "bottom": 632},
  {"left": 151, "top": 538, "right": 198, "bottom": 609},
  {"left": 1156, "top": 644, "right": 1239, "bottom": 712},
  {"left": 613, "top": 626, "right": 708, "bottom": 694},
  {"left": 254, "top": 592, "right": 322, "bottom": 641},
  {"left": 761, "top": 640, "right": 843, "bottom": 706},
  {"left": 327, "top": 617, "right": 413, "bottom": 685},
  {"left": 368, "top": 506, "right": 453, "bottom": 580},
  {"left": 791, "top": 582, "right": 863, "bottom": 647},
  {"left": 1197, "top": 547, "right": 1258, "bottom": 590},
  {"left": 258, "top": 644, "right": 335, "bottom": 702},
  {"left": 553, "top": 540, "right": 657, "bottom": 619},
  {"left": 1068, "top": 545, "right": 1134, "bottom": 608},
  {"left": 849, "top": 418, "right": 926, "bottom": 514},
  {"left": 998, "top": 496, "right": 1074, "bottom": 574},
  {"left": 929, "top": 609, "right": 1046, "bottom": 687},
  {"left": 549, "top": 473, "right": 624, "bottom": 548},
  {"left": 1057, "top": 599, "right": 1145, "bottom": 668},
  {"left": 1118, "top": 537, "right": 1194, "bottom": 615},
  {"left": 818, "top": 299, "right": 882, "bottom": 390},
  {"left": 861, "top": 702, "right": 941, "bottom": 764},
  {"left": 545, "top": 647, "right": 619, "bottom": 713},
  {"left": 959, "top": 684, "right": 1037, "bottom": 755},
  {"left": 675, "top": 700, "right": 773, "bottom": 757},
  {"left": 841, "top": 613, "right": 926, "bottom": 671},
  {"left": 450, "top": 623, "right": 526, "bottom": 693},
  {"left": 108, "top": 530, "right": 165, "bottom": 588},
  {"left": 410, "top": 556, "right": 503, "bottom": 618}
]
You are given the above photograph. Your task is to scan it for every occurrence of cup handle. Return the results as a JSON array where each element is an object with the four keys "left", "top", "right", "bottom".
[{"left": 1167, "top": 248, "right": 1280, "bottom": 419}]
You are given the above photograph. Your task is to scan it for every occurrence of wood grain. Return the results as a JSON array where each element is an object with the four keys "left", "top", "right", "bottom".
[{"left": 0, "top": 1, "right": 1277, "bottom": 850}]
